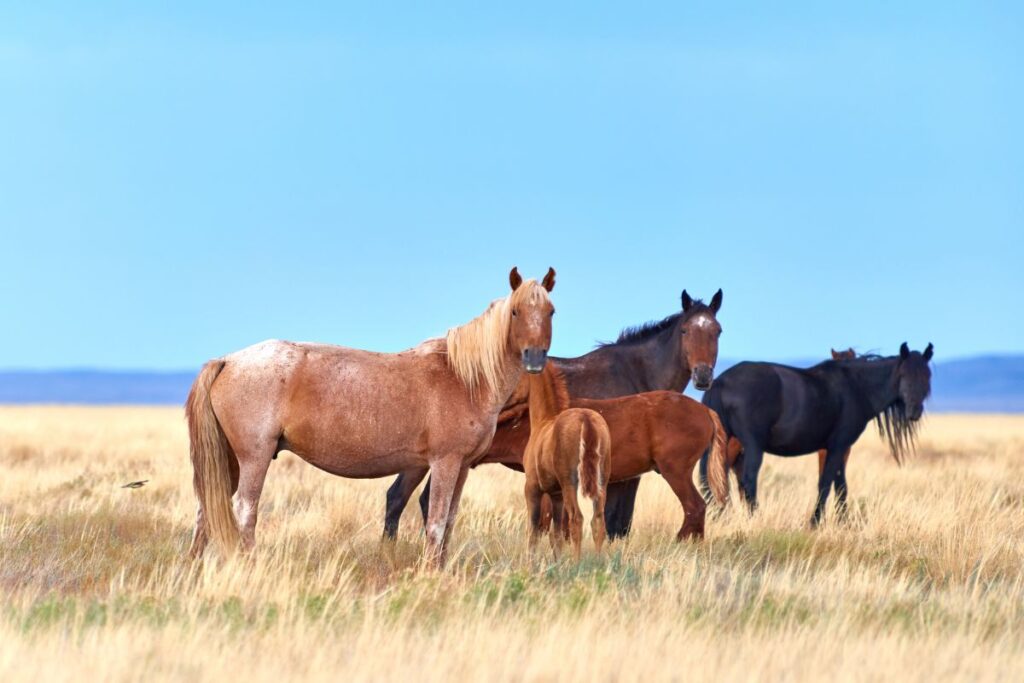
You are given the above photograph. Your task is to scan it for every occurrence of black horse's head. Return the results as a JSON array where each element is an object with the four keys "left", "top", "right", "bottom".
[{"left": 896, "top": 342, "right": 934, "bottom": 421}]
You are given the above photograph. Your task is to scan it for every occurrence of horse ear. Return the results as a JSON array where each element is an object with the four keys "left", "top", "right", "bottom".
[
  {"left": 541, "top": 267, "right": 556, "bottom": 292},
  {"left": 900, "top": 342, "right": 910, "bottom": 359},
  {"left": 681, "top": 290, "right": 693, "bottom": 311},
  {"left": 709, "top": 288, "right": 723, "bottom": 313},
  {"left": 831, "top": 348, "right": 840, "bottom": 359},
  {"left": 509, "top": 267, "right": 523, "bottom": 291},
  {"left": 923, "top": 343, "right": 934, "bottom": 361}
]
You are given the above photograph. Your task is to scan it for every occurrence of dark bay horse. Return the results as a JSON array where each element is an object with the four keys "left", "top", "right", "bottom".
[
  {"left": 187, "top": 267, "right": 555, "bottom": 567},
  {"left": 702, "top": 343, "right": 933, "bottom": 526},
  {"left": 523, "top": 363, "right": 611, "bottom": 559},
  {"left": 382, "top": 289, "right": 724, "bottom": 539}
]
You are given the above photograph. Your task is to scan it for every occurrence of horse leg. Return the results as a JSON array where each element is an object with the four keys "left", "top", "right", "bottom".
[
  {"left": 812, "top": 446, "right": 846, "bottom": 527},
  {"left": 442, "top": 465, "right": 470, "bottom": 548},
  {"left": 604, "top": 478, "right": 641, "bottom": 540},
  {"left": 833, "top": 449, "right": 852, "bottom": 522},
  {"left": 234, "top": 441, "right": 276, "bottom": 552},
  {"left": 657, "top": 454, "right": 707, "bottom": 541},
  {"left": 418, "top": 476, "right": 432, "bottom": 530},
  {"left": 383, "top": 467, "right": 429, "bottom": 540},
  {"left": 737, "top": 439, "right": 764, "bottom": 513},
  {"left": 424, "top": 456, "right": 464, "bottom": 567}
]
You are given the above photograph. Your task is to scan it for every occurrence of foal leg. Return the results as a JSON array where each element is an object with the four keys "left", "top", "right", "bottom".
[
  {"left": 383, "top": 467, "right": 429, "bottom": 539},
  {"left": 548, "top": 494, "right": 566, "bottom": 558},
  {"left": 561, "top": 483, "right": 584, "bottom": 561},
  {"left": 591, "top": 491, "right": 607, "bottom": 553},
  {"left": 658, "top": 455, "right": 707, "bottom": 541},
  {"left": 525, "top": 483, "right": 546, "bottom": 555}
]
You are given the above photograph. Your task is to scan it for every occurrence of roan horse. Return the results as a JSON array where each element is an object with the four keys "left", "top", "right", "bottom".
[
  {"left": 720, "top": 348, "right": 858, "bottom": 496},
  {"left": 701, "top": 343, "right": 933, "bottom": 526},
  {"left": 523, "top": 363, "right": 611, "bottom": 559},
  {"left": 186, "top": 267, "right": 556, "bottom": 566},
  {"left": 383, "top": 289, "right": 724, "bottom": 539}
]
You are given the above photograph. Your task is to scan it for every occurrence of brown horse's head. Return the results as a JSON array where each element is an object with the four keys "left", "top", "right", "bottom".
[
  {"left": 831, "top": 347, "right": 856, "bottom": 360},
  {"left": 508, "top": 267, "right": 556, "bottom": 373},
  {"left": 897, "top": 342, "right": 934, "bottom": 421},
  {"left": 681, "top": 288, "right": 723, "bottom": 390}
]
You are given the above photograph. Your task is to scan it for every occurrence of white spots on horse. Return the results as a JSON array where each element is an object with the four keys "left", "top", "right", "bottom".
[{"left": 692, "top": 314, "right": 714, "bottom": 329}]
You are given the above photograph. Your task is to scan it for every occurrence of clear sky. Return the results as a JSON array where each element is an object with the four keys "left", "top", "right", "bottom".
[{"left": 2, "top": 3, "right": 1021, "bottom": 370}]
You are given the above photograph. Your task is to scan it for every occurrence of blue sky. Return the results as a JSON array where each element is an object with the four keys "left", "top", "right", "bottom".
[{"left": 2, "top": 3, "right": 1021, "bottom": 369}]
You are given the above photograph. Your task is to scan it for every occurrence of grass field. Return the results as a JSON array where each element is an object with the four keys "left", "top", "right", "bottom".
[{"left": 1, "top": 407, "right": 1023, "bottom": 681}]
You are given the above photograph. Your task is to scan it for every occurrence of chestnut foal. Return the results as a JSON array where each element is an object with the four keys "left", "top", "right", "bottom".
[{"left": 523, "top": 363, "right": 611, "bottom": 559}]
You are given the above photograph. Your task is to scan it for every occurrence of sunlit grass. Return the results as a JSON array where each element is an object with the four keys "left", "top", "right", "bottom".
[{"left": 1, "top": 408, "right": 1023, "bottom": 681}]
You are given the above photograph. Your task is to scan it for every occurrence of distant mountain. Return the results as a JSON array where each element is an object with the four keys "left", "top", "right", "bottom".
[
  {"left": 0, "top": 370, "right": 194, "bottom": 405},
  {"left": 2, "top": 355, "right": 1024, "bottom": 412}
]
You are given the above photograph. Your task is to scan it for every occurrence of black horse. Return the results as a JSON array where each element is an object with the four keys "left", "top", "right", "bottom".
[
  {"left": 383, "top": 289, "right": 724, "bottom": 539},
  {"left": 700, "top": 342, "right": 933, "bottom": 526}
]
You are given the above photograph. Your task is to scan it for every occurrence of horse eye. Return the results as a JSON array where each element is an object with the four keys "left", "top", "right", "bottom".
[
  {"left": 681, "top": 329, "right": 688, "bottom": 335},
  {"left": 512, "top": 309, "right": 518, "bottom": 317},
  {"left": 550, "top": 309, "right": 555, "bottom": 317}
]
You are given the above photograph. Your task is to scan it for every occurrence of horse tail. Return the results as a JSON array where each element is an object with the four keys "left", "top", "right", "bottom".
[
  {"left": 186, "top": 360, "right": 240, "bottom": 554},
  {"left": 706, "top": 407, "right": 730, "bottom": 505},
  {"left": 577, "top": 413, "right": 605, "bottom": 501}
]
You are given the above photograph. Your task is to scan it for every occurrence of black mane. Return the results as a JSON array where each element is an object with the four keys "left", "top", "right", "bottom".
[{"left": 599, "top": 301, "right": 713, "bottom": 348}]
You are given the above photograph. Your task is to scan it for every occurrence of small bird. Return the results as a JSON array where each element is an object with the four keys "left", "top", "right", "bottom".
[{"left": 121, "top": 480, "right": 149, "bottom": 489}]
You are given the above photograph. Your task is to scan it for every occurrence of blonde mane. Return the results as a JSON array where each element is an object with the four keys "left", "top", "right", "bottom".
[{"left": 446, "top": 280, "right": 550, "bottom": 396}]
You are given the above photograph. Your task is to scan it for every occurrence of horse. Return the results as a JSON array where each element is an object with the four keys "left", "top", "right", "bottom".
[
  {"left": 523, "top": 363, "right": 611, "bottom": 559},
  {"left": 701, "top": 342, "right": 933, "bottom": 526},
  {"left": 382, "top": 289, "right": 724, "bottom": 539},
  {"left": 186, "top": 266, "right": 556, "bottom": 567},
  {"left": 720, "top": 348, "right": 859, "bottom": 495}
]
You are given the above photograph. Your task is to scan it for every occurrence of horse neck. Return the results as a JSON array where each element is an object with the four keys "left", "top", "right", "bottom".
[
  {"left": 845, "top": 358, "right": 900, "bottom": 416},
  {"left": 616, "top": 326, "right": 688, "bottom": 392},
  {"left": 485, "top": 347, "right": 529, "bottom": 414},
  {"left": 527, "top": 368, "right": 564, "bottom": 431}
]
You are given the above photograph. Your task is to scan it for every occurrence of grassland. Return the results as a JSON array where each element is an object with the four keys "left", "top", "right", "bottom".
[{"left": 1, "top": 406, "right": 1023, "bottom": 681}]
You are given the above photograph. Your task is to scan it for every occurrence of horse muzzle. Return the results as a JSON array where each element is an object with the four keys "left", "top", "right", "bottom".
[
  {"left": 522, "top": 348, "right": 548, "bottom": 374},
  {"left": 692, "top": 364, "right": 714, "bottom": 390}
]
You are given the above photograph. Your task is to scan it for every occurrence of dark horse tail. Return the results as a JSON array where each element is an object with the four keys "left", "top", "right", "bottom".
[
  {"left": 186, "top": 360, "right": 240, "bottom": 555},
  {"left": 705, "top": 408, "right": 730, "bottom": 505},
  {"left": 578, "top": 413, "right": 606, "bottom": 500}
]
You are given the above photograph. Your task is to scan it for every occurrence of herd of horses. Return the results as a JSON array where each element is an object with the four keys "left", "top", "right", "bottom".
[{"left": 186, "top": 267, "right": 934, "bottom": 566}]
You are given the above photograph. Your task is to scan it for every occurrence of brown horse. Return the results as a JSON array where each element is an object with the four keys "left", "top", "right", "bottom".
[
  {"left": 523, "top": 363, "right": 611, "bottom": 559},
  {"left": 186, "top": 267, "right": 556, "bottom": 566},
  {"left": 496, "top": 376, "right": 729, "bottom": 540},
  {"left": 721, "top": 348, "right": 858, "bottom": 497}
]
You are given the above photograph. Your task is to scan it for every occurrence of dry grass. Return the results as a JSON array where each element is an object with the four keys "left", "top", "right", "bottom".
[{"left": 1, "top": 407, "right": 1023, "bottom": 681}]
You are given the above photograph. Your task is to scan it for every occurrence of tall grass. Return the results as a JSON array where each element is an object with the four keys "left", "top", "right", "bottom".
[{"left": 1, "top": 407, "right": 1023, "bottom": 681}]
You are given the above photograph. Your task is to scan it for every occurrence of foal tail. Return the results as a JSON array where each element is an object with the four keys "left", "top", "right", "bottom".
[
  {"left": 186, "top": 360, "right": 240, "bottom": 554},
  {"left": 705, "top": 408, "right": 730, "bottom": 505},
  {"left": 577, "top": 413, "right": 607, "bottom": 501}
]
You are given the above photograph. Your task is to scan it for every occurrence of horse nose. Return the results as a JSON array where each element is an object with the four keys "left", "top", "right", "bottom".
[
  {"left": 693, "top": 365, "right": 713, "bottom": 390},
  {"left": 522, "top": 348, "right": 548, "bottom": 374}
]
